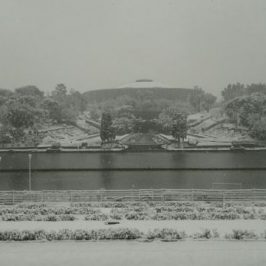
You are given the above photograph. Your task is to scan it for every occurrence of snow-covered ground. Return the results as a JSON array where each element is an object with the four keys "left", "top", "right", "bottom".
[
  {"left": 188, "top": 111, "right": 252, "bottom": 143},
  {"left": 38, "top": 125, "right": 99, "bottom": 146},
  {"left": 1, "top": 220, "right": 265, "bottom": 235},
  {"left": 1, "top": 241, "right": 265, "bottom": 266}
]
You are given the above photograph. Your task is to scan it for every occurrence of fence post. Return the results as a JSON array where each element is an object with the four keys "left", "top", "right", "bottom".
[
  {"left": 42, "top": 191, "right": 44, "bottom": 202},
  {"left": 222, "top": 191, "right": 225, "bottom": 207},
  {"left": 191, "top": 189, "right": 194, "bottom": 201}
]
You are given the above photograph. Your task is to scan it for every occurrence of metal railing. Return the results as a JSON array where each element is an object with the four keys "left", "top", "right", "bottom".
[{"left": 0, "top": 189, "right": 266, "bottom": 205}]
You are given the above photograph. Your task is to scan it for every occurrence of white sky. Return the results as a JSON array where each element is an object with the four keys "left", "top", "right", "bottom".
[{"left": 0, "top": 0, "right": 266, "bottom": 96}]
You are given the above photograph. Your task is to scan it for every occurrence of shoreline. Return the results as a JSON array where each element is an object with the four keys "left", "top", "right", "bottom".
[{"left": 1, "top": 147, "right": 266, "bottom": 152}]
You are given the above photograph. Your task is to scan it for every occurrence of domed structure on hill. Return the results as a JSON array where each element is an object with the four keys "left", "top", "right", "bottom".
[
  {"left": 119, "top": 79, "right": 172, "bottom": 89},
  {"left": 84, "top": 80, "right": 192, "bottom": 103}
]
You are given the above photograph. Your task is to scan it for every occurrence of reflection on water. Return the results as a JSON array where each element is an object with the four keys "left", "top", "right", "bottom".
[
  {"left": 0, "top": 151, "right": 266, "bottom": 190},
  {"left": 100, "top": 153, "right": 115, "bottom": 189},
  {"left": 0, "top": 170, "right": 265, "bottom": 190}
]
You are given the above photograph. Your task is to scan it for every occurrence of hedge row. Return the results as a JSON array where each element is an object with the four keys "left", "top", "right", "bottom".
[
  {"left": 109, "top": 207, "right": 265, "bottom": 220},
  {"left": 0, "top": 228, "right": 142, "bottom": 241},
  {"left": 0, "top": 228, "right": 264, "bottom": 241},
  {"left": 1, "top": 212, "right": 260, "bottom": 222},
  {"left": 1, "top": 214, "right": 76, "bottom": 222},
  {"left": 1, "top": 202, "right": 265, "bottom": 221},
  {"left": 1, "top": 210, "right": 266, "bottom": 221},
  {"left": 0, "top": 206, "right": 102, "bottom": 216}
]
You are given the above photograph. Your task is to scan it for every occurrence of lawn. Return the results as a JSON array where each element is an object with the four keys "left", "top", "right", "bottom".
[
  {"left": 0, "top": 241, "right": 265, "bottom": 266},
  {"left": 1, "top": 202, "right": 266, "bottom": 265},
  {"left": 0, "top": 220, "right": 266, "bottom": 235}
]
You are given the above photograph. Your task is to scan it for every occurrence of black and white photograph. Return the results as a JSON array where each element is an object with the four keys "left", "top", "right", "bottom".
[{"left": 0, "top": 0, "right": 266, "bottom": 265}]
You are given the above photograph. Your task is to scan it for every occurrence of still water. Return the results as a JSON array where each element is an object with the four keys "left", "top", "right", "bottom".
[{"left": 0, "top": 151, "right": 266, "bottom": 190}]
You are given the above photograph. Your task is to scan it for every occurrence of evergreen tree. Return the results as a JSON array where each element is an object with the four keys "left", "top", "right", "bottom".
[
  {"left": 172, "top": 113, "right": 187, "bottom": 145},
  {"left": 100, "top": 112, "right": 116, "bottom": 143}
]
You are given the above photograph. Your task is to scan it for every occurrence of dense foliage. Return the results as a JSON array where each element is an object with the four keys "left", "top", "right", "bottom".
[
  {"left": 0, "top": 83, "right": 217, "bottom": 144},
  {"left": 88, "top": 87, "right": 215, "bottom": 135},
  {"left": 221, "top": 82, "right": 266, "bottom": 140},
  {"left": 0, "top": 228, "right": 264, "bottom": 241},
  {"left": 0, "top": 84, "right": 87, "bottom": 146},
  {"left": 222, "top": 83, "right": 266, "bottom": 102},
  {"left": 171, "top": 113, "right": 187, "bottom": 144},
  {"left": 0, "top": 228, "right": 143, "bottom": 241},
  {"left": 100, "top": 112, "right": 116, "bottom": 143},
  {"left": 1, "top": 201, "right": 265, "bottom": 221},
  {"left": 224, "top": 93, "right": 266, "bottom": 140}
]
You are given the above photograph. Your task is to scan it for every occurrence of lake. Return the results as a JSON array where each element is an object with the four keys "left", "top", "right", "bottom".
[{"left": 0, "top": 150, "right": 266, "bottom": 190}]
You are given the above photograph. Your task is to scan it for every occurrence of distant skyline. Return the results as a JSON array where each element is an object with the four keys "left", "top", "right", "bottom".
[{"left": 0, "top": 0, "right": 266, "bottom": 96}]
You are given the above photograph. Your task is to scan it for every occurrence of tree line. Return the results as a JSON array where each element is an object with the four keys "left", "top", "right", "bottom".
[
  {"left": 91, "top": 87, "right": 216, "bottom": 138},
  {"left": 0, "top": 83, "right": 217, "bottom": 146},
  {"left": 222, "top": 83, "right": 266, "bottom": 140},
  {"left": 0, "top": 84, "right": 86, "bottom": 145},
  {"left": 99, "top": 110, "right": 188, "bottom": 145}
]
